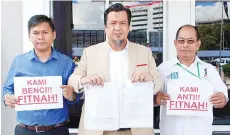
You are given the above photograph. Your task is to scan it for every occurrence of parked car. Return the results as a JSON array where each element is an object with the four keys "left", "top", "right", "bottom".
[{"left": 214, "top": 58, "right": 230, "bottom": 66}]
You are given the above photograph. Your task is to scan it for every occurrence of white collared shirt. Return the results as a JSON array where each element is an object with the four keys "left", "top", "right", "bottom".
[
  {"left": 108, "top": 43, "right": 128, "bottom": 83},
  {"left": 157, "top": 57, "right": 228, "bottom": 135},
  {"left": 79, "top": 43, "right": 128, "bottom": 99}
]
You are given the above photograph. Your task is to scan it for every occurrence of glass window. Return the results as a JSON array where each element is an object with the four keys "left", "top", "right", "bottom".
[
  {"left": 72, "top": 0, "right": 106, "bottom": 57},
  {"left": 196, "top": 1, "right": 230, "bottom": 125},
  {"left": 227, "top": 60, "right": 230, "bottom": 64},
  {"left": 111, "top": 0, "right": 163, "bottom": 59}
]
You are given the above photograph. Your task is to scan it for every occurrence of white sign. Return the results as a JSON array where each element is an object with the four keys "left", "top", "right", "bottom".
[
  {"left": 166, "top": 78, "right": 214, "bottom": 116},
  {"left": 84, "top": 81, "right": 154, "bottom": 130},
  {"left": 14, "top": 76, "right": 63, "bottom": 111},
  {"left": 120, "top": 81, "right": 154, "bottom": 128},
  {"left": 84, "top": 82, "right": 120, "bottom": 130}
]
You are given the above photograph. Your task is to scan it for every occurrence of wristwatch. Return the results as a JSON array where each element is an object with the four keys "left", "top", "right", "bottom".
[{"left": 69, "top": 92, "right": 75, "bottom": 101}]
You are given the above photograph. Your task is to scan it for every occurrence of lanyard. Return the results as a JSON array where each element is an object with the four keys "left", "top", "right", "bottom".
[{"left": 177, "top": 62, "right": 200, "bottom": 79}]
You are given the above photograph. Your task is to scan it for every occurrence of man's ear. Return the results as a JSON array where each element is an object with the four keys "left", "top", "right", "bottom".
[
  {"left": 174, "top": 40, "right": 177, "bottom": 48},
  {"left": 53, "top": 31, "right": 56, "bottom": 40},
  {"left": 197, "top": 39, "right": 201, "bottom": 50},
  {"left": 28, "top": 32, "right": 32, "bottom": 41},
  {"left": 104, "top": 25, "right": 107, "bottom": 32}
]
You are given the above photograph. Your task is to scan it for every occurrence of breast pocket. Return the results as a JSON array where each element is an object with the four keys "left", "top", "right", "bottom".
[{"left": 135, "top": 64, "right": 148, "bottom": 74}]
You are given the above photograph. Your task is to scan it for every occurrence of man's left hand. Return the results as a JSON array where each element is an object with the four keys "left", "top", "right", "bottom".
[
  {"left": 131, "top": 72, "right": 154, "bottom": 83},
  {"left": 61, "top": 85, "right": 75, "bottom": 100},
  {"left": 210, "top": 92, "right": 227, "bottom": 108}
]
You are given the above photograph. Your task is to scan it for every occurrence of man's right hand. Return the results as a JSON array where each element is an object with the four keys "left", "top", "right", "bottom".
[
  {"left": 80, "top": 74, "right": 104, "bottom": 86},
  {"left": 155, "top": 92, "right": 170, "bottom": 105},
  {"left": 4, "top": 94, "right": 18, "bottom": 108}
]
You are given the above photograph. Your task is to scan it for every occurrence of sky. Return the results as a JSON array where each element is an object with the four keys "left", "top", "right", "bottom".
[{"left": 196, "top": 2, "right": 230, "bottom": 22}]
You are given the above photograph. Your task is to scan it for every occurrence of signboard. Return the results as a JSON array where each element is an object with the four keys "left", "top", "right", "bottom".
[{"left": 14, "top": 76, "right": 63, "bottom": 111}]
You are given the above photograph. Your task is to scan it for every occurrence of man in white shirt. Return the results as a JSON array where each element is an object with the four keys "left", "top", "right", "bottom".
[
  {"left": 68, "top": 3, "right": 162, "bottom": 135},
  {"left": 155, "top": 24, "right": 229, "bottom": 135}
]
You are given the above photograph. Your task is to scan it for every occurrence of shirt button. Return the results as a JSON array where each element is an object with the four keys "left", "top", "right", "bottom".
[{"left": 42, "top": 64, "right": 47, "bottom": 76}]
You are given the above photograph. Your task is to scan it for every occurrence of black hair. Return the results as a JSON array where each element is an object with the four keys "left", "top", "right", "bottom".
[
  {"left": 28, "top": 15, "right": 55, "bottom": 33},
  {"left": 175, "top": 24, "right": 200, "bottom": 40},
  {"left": 104, "top": 3, "right": 132, "bottom": 25}
]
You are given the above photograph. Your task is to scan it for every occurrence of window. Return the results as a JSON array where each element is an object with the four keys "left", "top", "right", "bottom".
[
  {"left": 196, "top": 1, "right": 230, "bottom": 125},
  {"left": 128, "top": 31, "right": 147, "bottom": 45},
  {"left": 227, "top": 60, "right": 230, "bottom": 64}
]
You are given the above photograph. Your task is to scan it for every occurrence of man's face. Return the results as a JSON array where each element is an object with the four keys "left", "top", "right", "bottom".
[
  {"left": 174, "top": 26, "right": 201, "bottom": 60},
  {"left": 105, "top": 11, "right": 130, "bottom": 46},
  {"left": 29, "top": 22, "right": 56, "bottom": 52}
]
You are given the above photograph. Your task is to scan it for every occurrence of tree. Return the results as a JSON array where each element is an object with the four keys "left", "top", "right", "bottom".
[
  {"left": 223, "top": 64, "right": 230, "bottom": 78},
  {"left": 197, "top": 23, "right": 230, "bottom": 50}
]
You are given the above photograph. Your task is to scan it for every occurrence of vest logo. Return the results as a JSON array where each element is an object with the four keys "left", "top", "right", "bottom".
[
  {"left": 170, "top": 72, "right": 179, "bottom": 80},
  {"left": 204, "top": 68, "right": 207, "bottom": 77}
]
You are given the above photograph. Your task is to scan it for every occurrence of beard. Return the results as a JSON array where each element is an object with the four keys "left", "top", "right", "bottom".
[{"left": 112, "top": 39, "right": 124, "bottom": 49}]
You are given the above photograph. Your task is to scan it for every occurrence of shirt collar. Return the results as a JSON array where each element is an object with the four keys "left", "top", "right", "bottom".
[
  {"left": 171, "top": 56, "right": 204, "bottom": 67},
  {"left": 28, "top": 47, "right": 59, "bottom": 61}
]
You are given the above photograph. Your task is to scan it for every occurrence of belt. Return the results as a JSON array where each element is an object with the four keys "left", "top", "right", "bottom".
[
  {"left": 18, "top": 123, "right": 65, "bottom": 132},
  {"left": 117, "top": 128, "right": 131, "bottom": 131}
]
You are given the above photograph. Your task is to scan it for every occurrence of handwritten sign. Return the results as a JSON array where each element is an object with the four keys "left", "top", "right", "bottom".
[
  {"left": 14, "top": 76, "right": 63, "bottom": 111},
  {"left": 166, "top": 79, "right": 214, "bottom": 116}
]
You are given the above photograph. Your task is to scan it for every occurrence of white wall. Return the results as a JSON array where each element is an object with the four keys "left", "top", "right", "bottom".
[
  {"left": 163, "top": 1, "right": 195, "bottom": 61},
  {"left": 1, "top": 1, "right": 23, "bottom": 135},
  {"left": 22, "top": 0, "right": 51, "bottom": 52}
]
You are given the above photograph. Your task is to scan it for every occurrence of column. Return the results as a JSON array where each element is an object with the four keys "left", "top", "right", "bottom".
[
  {"left": 22, "top": 0, "right": 51, "bottom": 52},
  {"left": 163, "top": 1, "right": 195, "bottom": 61}
]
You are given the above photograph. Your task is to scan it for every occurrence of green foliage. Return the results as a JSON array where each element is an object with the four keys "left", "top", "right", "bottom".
[
  {"left": 197, "top": 24, "right": 230, "bottom": 50},
  {"left": 222, "top": 64, "right": 230, "bottom": 78}
]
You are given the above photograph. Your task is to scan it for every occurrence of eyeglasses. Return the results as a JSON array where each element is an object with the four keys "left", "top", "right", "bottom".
[{"left": 177, "top": 39, "right": 197, "bottom": 44}]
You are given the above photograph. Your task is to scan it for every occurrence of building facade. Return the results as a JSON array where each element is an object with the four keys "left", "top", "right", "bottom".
[{"left": 126, "top": 1, "right": 163, "bottom": 32}]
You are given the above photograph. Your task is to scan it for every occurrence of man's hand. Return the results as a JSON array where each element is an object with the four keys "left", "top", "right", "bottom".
[
  {"left": 210, "top": 92, "right": 227, "bottom": 108},
  {"left": 131, "top": 72, "right": 154, "bottom": 83},
  {"left": 61, "top": 85, "right": 75, "bottom": 101},
  {"left": 80, "top": 74, "right": 104, "bottom": 86},
  {"left": 4, "top": 94, "right": 18, "bottom": 108},
  {"left": 155, "top": 92, "right": 170, "bottom": 105}
]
